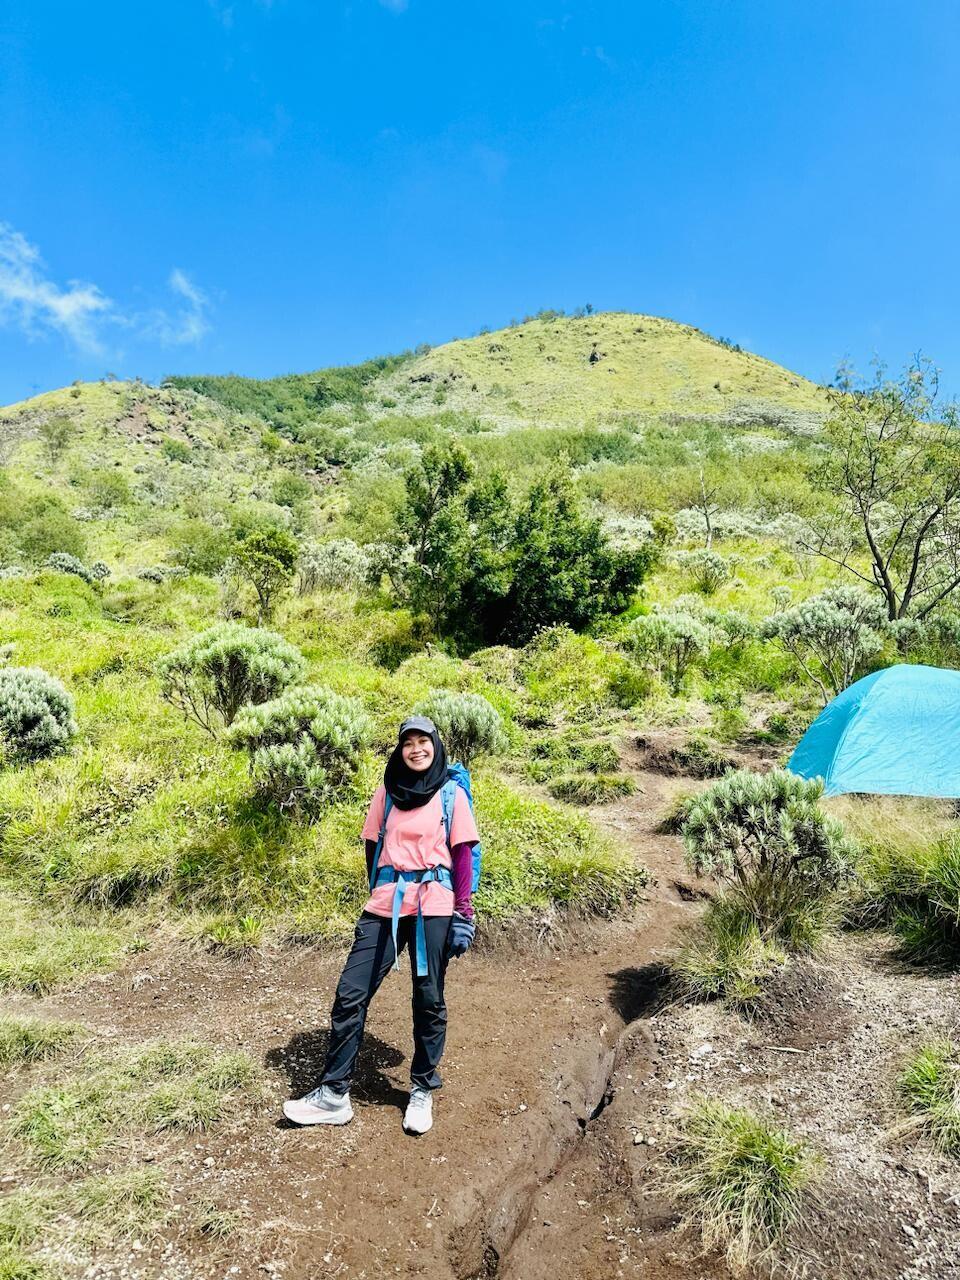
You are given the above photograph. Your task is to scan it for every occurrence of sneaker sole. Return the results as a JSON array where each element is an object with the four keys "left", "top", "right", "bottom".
[{"left": 282, "top": 1102, "right": 354, "bottom": 1127}]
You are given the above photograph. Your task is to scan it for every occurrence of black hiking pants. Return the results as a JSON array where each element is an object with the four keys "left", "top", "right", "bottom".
[{"left": 320, "top": 911, "right": 453, "bottom": 1094}]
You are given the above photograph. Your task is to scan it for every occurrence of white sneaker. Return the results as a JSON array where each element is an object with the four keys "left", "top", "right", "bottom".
[
  {"left": 283, "top": 1085, "right": 353, "bottom": 1126},
  {"left": 403, "top": 1087, "right": 433, "bottom": 1135}
]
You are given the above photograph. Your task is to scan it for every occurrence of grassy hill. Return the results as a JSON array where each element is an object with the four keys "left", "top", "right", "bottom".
[
  {"left": 166, "top": 310, "right": 827, "bottom": 432},
  {"left": 374, "top": 311, "right": 826, "bottom": 425}
]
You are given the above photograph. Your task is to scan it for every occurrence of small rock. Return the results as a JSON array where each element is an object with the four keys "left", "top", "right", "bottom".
[{"left": 691, "top": 1044, "right": 713, "bottom": 1060}]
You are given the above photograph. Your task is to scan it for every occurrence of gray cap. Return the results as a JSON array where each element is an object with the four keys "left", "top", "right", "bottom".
[{"left": 399, "top": 715, "right": 437, "bottom": 739}]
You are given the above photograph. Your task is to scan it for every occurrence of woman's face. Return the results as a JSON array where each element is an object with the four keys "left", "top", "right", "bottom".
[{"left": 401, "top": 731, "right": 435, "bottom": 772}]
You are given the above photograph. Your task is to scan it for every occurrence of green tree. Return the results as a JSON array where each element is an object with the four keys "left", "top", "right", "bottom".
[
  {"left": 805, "top": 358, "right": 960, "bottom": 620},
  {"left": 395, "top": 441, "right": 474, "bottom": 631},
  {"left": 233, "top": 528, "right": 299, "bottom": 624},
  {"left": 39, "top": 416, "right": 78, "bottom": 467},
  {"left": 499, "top": 462, "right": 653, "bottom": 645}
]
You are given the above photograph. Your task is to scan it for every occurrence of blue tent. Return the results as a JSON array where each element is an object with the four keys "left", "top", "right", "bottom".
[{"left": 787, "top": 663, "right": 960, "bottom": 798}]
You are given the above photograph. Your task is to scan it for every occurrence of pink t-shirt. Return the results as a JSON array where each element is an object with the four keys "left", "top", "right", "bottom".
[{"left": 362, "top": 785, "right": 479, "bottom": 918}]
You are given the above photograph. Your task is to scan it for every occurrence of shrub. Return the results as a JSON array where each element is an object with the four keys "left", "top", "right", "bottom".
[
  {"left": 297, "top": 539, "right": 371, "bottom": 595},
  {"left": 271, "top": 472, "right": 312, "bottom": 509},
  {"left": 89, "top": 560, "right": 110, "bottom": 581},
  {"left": 627, "top": 611, "right": 715, "bottom": 694},
  {"left": 161, "top": 436, "right": 192, "bottom": 462},
  {"left": 232, "top": 527, "right": 299, "bottom": 623},
  {"left": 44, "top": 551, "right": 93, "bottom": 583},
  {"left": 413, "top": 690, "right": 504, "bottom": 766},
  {"left": 681, "top": 769, "right": 855, "bottom": 947},
  {"left": 897, "top": 1039, "right": 960, "bottom": 1153},
  {"left": 669, "top": 1099, "right": 820, "bottom": 1271},
  {"left": 167, "top": 519, "right": 232, "bottom": 575},
  {"left": 0, "top": 667, "right": 78, "bottom": 764},
  {"left": 19, "top": 508, "right": 86, "bottom": 563},
  {"left": 761, "top": 585, "right": 888, "bottom": 703},
  {"left": 157, "top": 623, "right": 306, "bottom": 737},
  {"left": 228, "top": 685, "right": 371, "bottom": 812},
  {"left": 676, "top": 549, "right": 733, "bottom": 595}
]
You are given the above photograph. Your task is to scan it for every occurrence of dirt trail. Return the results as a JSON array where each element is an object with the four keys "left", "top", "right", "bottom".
[{"left": 3, "top": 755, "right": 715, "bottom": 1279}]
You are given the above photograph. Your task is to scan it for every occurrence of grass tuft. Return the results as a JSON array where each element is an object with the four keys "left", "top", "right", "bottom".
[
  {"left": 897, "top": 1038, "right": 960, "bottom": 1154},
  {"left": 0, "top": 1016, "right": 84, "bottom": 1068},
  {"left": 672, "top": 898, "right": 788, "bottom": 1009},
  {"left": 547, "top": 772, "right": 636, "bottom": 805},
  {"left": 669, "top": 1099, "right": 820, "bottom": 1271},
  {"left": 12, "top": 1038, "right": 260, "bottom": 1169}
]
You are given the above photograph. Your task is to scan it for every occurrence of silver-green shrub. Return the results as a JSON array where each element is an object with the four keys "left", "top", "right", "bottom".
[
  {"left": 157, "top": 623, "right": 306, "bottom": 736},
  {"left": 675, "top": 549, "right": 732, "bottom": 595},
  {"left": 413, "top": 689, "right": 505, "bottom": 766},
  {"left": 0, "top": 666, "right": 78, "bottom": 764},
  {"left": 228, "top": 685, "right": 371, "bottom": 811},
  {"left": 45, "top": 552, "right": 93, "bottom": 583},
  {"left": 761, "top": 584, "right": 887, "bottom": 702},
  {"left": 626, "top": 610, "right": 715, "bottom": 694},
  {"left": 297, "top": 539, "right": 371, "bottom": 595},
  {"left": 681, "top": 769, "right": 856, "bottom": 946}
]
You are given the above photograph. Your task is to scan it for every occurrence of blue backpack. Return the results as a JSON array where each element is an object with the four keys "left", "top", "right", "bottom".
[{"left": 369, "top": 764, "right": 482, "bottom": 977}]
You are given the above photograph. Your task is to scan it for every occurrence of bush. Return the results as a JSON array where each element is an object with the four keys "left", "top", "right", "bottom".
[
  {"left": 157, "top": 623, "right": 306, "bottom": 737},
  {"left": 676, "top": 549, "right": 733, "bottom": 595},
  {"left": 0, "top": 667, "right": 77, "bottom": 764},
  {"left": 228, "top": 685, "right": 371, "bottom": 812},
  {"left": 271, "top": 472, "right": 312, "bottom": 509},
  {"left": 897, "top": 1039, "right": 960, "bottom": 1153},
  {"left": 89, "top": 560, "right": 110, "bottom": 581},
  {"left": 681, "top": 769, "right": 855, "bottom": 947},
  {"left": 167, "top": 520, "right": 233, "bottom": 575},
  {"left": 413, "top": 690, "right": 504, "bottom": 766},
  {"left": 161, "top": 436, "right": 192, "bottom": 463},
  {"left": 761, "top": 585, "right": 887, "bottom": 703},
  {"left": 670, "top": 1099, "right": 820, "bottom": 1271},
  {"left": 19, "top": 508, "right": 86, "bottom": 563},
  {"left": 297, "top": 539, "right": 371, "bottom": 595},
  {"left": 45, "top": 551, "right": 93, "bottom": 583},
  {"left": 627, "top": 611, "right": 714, "bottom": 694}
]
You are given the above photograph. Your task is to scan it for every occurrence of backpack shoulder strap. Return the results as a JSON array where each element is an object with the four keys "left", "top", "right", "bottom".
[
  {"left": 440, "top": 778, "right": 457, "bottom": 847},
  {"left": 369, "top": 792, "right": 393, "bottom": 891}
]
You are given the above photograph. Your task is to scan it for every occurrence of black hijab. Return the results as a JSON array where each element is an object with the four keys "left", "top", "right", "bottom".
[{"left": 383, "top": 715, "right": 450, "bottom": 810}]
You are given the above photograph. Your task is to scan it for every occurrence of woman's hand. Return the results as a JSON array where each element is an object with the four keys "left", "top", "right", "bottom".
[{"left": 446, "top": 912, "right": 475, "bottom": 958}]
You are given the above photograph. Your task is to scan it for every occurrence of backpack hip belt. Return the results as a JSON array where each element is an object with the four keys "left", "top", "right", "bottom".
[{"left": 372, "top": 864, "right": 454, "bottom": 977}]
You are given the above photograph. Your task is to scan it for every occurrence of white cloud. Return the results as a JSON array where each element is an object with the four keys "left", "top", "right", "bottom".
[
  {"left": 0, "top": 222, "right": 113, "bottom": 353},
  {"left": 156, "top": 269, "right": 212, "bottom": 345},
  {"left": 0, "top": 223, "right": 212, "bottom": 354}
]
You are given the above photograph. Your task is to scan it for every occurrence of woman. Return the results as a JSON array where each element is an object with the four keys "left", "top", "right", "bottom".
[{"left": 283, "top": 715, "right": 478, "bottom": 1135}]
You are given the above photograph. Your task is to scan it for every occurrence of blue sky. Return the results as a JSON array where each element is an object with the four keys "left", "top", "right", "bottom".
[{"left": 1, "top": 0, "right": 958, "bottom": 405}]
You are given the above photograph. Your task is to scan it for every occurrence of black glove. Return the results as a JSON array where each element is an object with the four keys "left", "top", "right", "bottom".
[{"left": 446, "top": 912, "right": 475, "bottom": 958}]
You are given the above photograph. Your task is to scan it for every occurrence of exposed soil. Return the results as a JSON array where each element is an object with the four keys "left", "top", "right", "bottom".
[{"left": 3, "top": 750, "right": 959, "bottom": 1279}]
